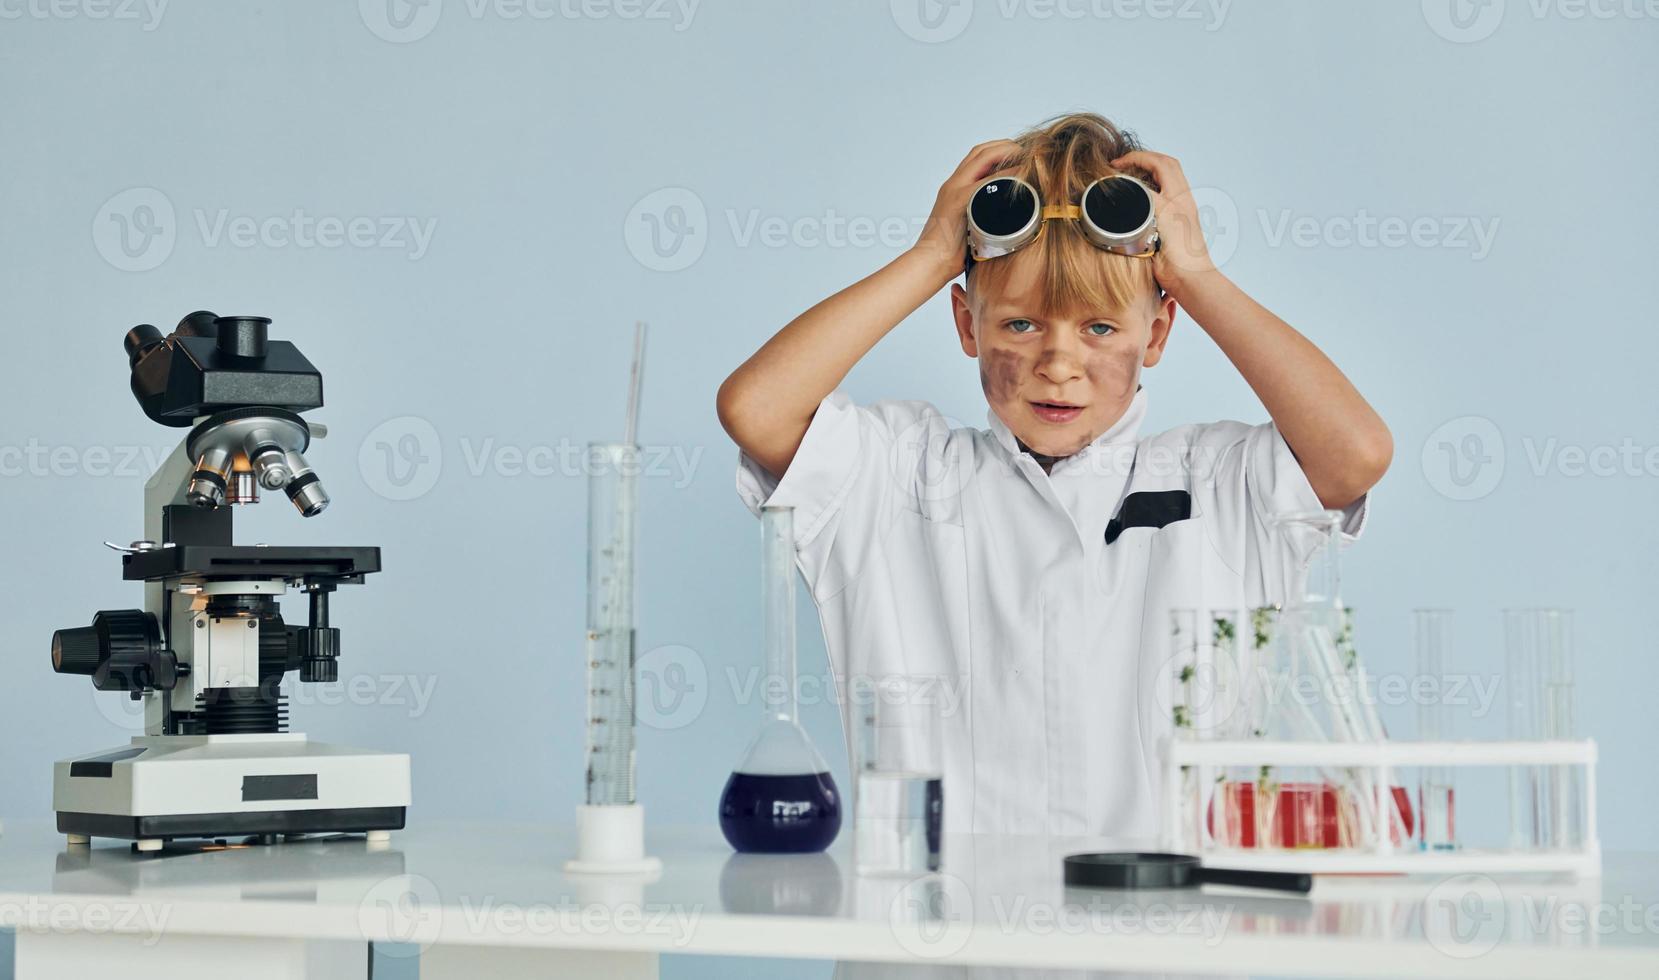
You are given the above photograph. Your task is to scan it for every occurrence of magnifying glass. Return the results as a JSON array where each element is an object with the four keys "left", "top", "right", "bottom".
[{"left": 1064, "top": 852, "right": 1312, "bottom": 894}]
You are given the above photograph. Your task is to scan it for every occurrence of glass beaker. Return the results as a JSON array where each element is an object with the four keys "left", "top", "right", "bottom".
[
  {"left": 583, "top": 442, "right": 638, "bottom": 807},
  {"left": 1505, "top": 608, "right": 1580, "bottom": 850},
  {"left": 852, "top": 674, "right": 944, "bottom": 875},
  {"left": 718, "top": 505, "right": 842, "bottom": 853},
  {"left": 1272, "top": 509, "right": 1345, "bottom": 611}
]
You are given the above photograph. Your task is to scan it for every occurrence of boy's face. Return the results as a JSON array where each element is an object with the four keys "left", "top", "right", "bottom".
[{"left": 950, "top": 256, "right": 1176, "bottom": 458}]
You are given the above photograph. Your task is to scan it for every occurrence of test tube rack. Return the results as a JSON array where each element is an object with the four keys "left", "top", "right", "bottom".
[{"left": 1162, "top": 737, "right": 1601, "bottom": 877}]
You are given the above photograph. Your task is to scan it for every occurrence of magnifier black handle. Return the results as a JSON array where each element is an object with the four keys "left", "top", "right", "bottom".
[{"left": 1196, "top": 866, "right": 1313, "bottom": 893}]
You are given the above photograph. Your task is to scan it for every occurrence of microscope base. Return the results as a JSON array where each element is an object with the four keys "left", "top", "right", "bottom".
[{"left": 53, "top": 733, "right": 410, "bottom": 846}]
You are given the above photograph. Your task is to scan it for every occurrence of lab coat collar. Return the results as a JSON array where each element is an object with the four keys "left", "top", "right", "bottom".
[{"left": 986, "top": 386, "right": 1149, "bottom": 467}]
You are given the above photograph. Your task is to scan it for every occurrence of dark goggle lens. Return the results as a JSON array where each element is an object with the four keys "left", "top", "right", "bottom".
[
  {"left": 1083, "top": 178, "right": 1153, "bottom": 235},
  {"left": 970, "top": 178, "right": 1037, "bottom": 237}
]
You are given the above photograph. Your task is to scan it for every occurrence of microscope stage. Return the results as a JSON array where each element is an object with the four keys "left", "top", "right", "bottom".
[{"left": 53, "top": 734, "right": 409, "bottom": 844}]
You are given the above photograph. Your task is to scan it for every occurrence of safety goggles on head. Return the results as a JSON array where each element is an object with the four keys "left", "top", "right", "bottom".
[{"left": 966, "top": 173, "right": 1160, "bottom": 264}]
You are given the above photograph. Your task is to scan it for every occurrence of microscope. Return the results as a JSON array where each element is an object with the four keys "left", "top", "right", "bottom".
[{"left": 50, "top": 312, "right": 410, "bottom": 851}]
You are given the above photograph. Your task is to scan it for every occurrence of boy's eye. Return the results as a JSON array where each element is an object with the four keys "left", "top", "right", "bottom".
[
  {"left": 1006, "top": 319, "right": 1036, "bottom": 334},
  {"left": 1088, "top": 322, "right": 1117, "bottom": 337}
]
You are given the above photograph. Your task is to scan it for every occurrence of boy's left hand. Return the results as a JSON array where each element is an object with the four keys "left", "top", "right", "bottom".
[{"left": 1110, "top": 150, "right": 1218, "bottom": 300}]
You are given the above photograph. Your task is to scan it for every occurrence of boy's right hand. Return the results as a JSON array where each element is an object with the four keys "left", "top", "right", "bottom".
[{"left": 912, "top": 140, "right": 1022, "bottom": 281}]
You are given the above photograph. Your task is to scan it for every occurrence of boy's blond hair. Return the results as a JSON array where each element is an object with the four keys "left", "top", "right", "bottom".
[{"left": 966, "top": 112, "right": 1161, "bottom": 318}]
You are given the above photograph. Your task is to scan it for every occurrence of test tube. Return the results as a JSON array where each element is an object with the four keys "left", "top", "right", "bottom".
[
  {"left": 1415, "top": 609, "right": 1456, "bottom": 850},
  {"left": 1505, "top": 608, "right": 1579, "bottom": 850},
  {"left": 583, "top": 442, "right": 638, "bottom": 807}
]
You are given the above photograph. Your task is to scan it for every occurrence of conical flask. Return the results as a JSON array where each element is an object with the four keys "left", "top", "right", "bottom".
[{"left": 718, "top": 505, "right": 842, "bottom": 853}]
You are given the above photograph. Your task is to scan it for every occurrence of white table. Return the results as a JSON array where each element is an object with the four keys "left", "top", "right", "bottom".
[{"left": 0, "top": 820, "right": 1654, "bottom": 979}]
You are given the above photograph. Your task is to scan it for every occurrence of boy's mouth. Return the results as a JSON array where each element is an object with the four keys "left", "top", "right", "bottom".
[{"left": 1029, "top": 400, "right": 1085, "bottom": 424}]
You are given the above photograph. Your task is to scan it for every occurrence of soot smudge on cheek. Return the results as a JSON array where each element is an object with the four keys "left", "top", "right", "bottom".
[
  {"left": 1087, "top": 346, "right": 1141, "bottom": 400},
  {"left": 980, "top": 348, "right": 1026, "bottom": 403}
]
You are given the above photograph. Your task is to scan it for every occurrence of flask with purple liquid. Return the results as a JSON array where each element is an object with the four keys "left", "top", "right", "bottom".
[{"left": 718, "top": 505, "right": 842, "bottom": 853}]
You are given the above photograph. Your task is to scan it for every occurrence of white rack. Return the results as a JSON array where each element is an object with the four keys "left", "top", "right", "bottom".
[{"left": 1162, "top": 738, "right": 1600, "bottom": 877}]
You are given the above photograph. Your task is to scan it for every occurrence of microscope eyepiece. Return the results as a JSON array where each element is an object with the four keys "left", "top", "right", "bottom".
[
  {"left": 123, "top": 324, "right": 164, "bottom": 367},
  {"left": 215, "top": 316, "right": 270, "bottom": 360}
]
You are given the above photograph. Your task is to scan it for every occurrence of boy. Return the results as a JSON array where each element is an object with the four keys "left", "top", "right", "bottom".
[{"left": 716, "top": 114, "right": 1391, "bottom": 839}]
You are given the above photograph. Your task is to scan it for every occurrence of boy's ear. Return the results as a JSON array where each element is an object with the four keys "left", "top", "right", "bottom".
[
  {"left": 950, "top": 283, "right": 978, "bottom": 357},
  {"left": 1142, "top": 291, "right": 1178, "bottom": 369}
]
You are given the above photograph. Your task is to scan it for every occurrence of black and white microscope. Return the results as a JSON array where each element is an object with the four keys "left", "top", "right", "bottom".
[{"left": 49, "top": 312, "right": 410, "bottom": 851}]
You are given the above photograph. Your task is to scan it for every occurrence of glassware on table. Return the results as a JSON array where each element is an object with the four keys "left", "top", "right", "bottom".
[
  {"left": 852, "top": 674, "right": 944, "bottom": 875},
  {"left": 1414, "top": 608, "right": 1457, "bottom": 851},
  {"left": 1505, "top": 608, "right": 1581, "bottom": 850},
  {"left": 583, "top": 443, "right": 640, "bottom": 808},
  {"left": 718, "top": 505, "right": 842, "bottom": 853}
]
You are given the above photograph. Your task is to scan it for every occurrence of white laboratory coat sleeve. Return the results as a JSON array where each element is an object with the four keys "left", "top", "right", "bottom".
[
  {"left": 1188, "top": 419, "right": 1370, "bottom": 608},
  {"left": 735, "top": 392, "right": 946, "bottom": 602}
]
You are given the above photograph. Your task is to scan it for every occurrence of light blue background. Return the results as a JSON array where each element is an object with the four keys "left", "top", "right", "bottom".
[{"left": 1, "top": 2, "right": 1654, "bottom": 976}]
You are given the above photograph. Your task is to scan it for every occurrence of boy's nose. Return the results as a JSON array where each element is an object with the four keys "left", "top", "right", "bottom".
[{"left": 1034, "top": 336, "right": 1085, "bottom": 384}]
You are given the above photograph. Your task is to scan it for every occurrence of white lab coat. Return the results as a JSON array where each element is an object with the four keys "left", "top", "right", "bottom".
[{"left": 736, "top": 386, "right": 1367, "bottom": 840}]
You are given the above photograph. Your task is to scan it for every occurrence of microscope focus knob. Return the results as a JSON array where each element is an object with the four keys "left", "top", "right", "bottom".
[
  {"left": 295, "top": 627, "right": 341, "bottom": 683},
  {"left": 50, "top": 610, "right": 173, "bottom": 692},
  {"left": 51, "top": 626, "right": 102, "bottom": 675}
]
